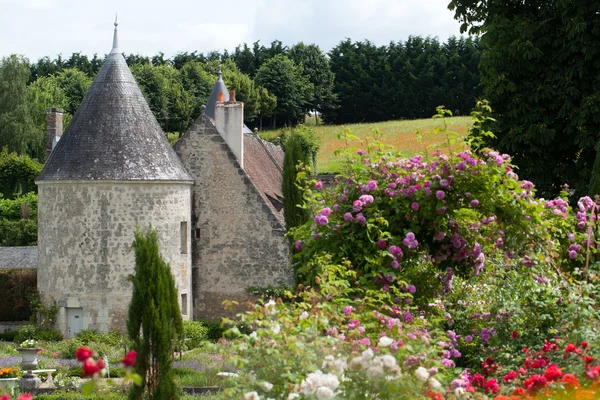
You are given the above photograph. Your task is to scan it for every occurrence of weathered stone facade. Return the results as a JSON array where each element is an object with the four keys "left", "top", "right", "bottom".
[
  {"left": 37, "top": 182, "right": 192, "bottom": 336},
  {"left": 174, "top": 115, "right": 292, "bottom": 320}
]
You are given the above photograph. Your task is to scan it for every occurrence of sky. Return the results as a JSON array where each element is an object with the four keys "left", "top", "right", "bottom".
[{"left": 0, "top": 0, "right": 464, "bottom": 62}]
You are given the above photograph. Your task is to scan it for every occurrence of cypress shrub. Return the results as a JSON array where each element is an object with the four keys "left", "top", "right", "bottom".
[
  {"left": 127, "top": 227, "right": 183, "bottom": 400},
  {"left": 282, "top": 133, "right": 311, "bottom": 232}
]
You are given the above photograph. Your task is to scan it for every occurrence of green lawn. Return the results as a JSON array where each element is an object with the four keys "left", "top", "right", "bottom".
[{"left": 260, "top": 116, "right": 472, "bottom": 173}]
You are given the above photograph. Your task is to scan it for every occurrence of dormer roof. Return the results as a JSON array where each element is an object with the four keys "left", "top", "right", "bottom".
[{"left": 37, "top": 20, "right": 192, "bottom": 183}]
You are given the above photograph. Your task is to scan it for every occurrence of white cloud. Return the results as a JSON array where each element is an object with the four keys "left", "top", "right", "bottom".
[{"left": 0, "top": 0, "right": 464, "bottom": 61}]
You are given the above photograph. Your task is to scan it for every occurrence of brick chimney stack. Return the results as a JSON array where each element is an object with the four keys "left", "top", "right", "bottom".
[
  {"left": 215, "top": 91, "right": 244, "bottom": 168},
  {"left": 46, "top": 107, "right": 64, "bottom": 156}
]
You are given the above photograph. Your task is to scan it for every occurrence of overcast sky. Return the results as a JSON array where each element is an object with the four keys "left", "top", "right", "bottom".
[{"left": 0, "top": 0, "right": 464, "bottom": 62}]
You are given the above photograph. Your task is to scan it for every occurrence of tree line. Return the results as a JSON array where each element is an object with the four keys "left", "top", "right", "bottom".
[{"left": 0, "top": 35, "right": 482, "bottom": 163}]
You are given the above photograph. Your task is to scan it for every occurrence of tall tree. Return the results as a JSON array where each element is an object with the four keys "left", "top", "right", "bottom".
[
  {"left": 53, "top": 68, "right": 93, "bottom": 116},
  {"left": 289, "top": 43, "right": 337, "bottom": 116},
  {"left": 0, "top": 55, "right": 41, "bottom": 159},
  {"left": 27, "top": 75, "right": 71, "bottom": 138},
  {"left": 127, "top": 227, "right": 182, "bottom": 400},
  {"left": 255, "top": 54, "right": 313, "bottom": 126},
  {"left": 449, "top": 0, "right": 600, "bottom": 199}
]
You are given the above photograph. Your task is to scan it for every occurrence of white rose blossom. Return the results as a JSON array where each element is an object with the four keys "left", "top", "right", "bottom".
[
  {"left": 258, "top": 381, "right": 273, "bottom": 392},
  {"left": 243, "top": 392, "right": 260, "bottom": 400},
  {"left": 378, "top": 336, "right": 394, "bottom": 347},
  {"left": 430, "top": 378, "right": 442, "bottom": 390},
  {"left": 415, "top": 366, "right": 430, "bottom": 382},
  {"left": 315, "top": 386, "right": 335, "bottom": 400},
  {"left": 271, "top": 324, "right": 281, "bottom": 334}
]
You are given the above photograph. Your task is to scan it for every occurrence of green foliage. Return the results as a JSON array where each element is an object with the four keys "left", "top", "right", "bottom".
[
  {"left": 0, "top": 191, "right": 38, "bottom": 245},
  {"left": 27, "top": 75, "right": 72, "bottom": 147},
  {"left": 589, "top": 141, "right": 600, "bottom": 197},
  {"left": 0, "top": 330, "right": 18, "bottom": 342},
  {"left": 246, "top": 284, "right": 295, "bottom": 300},
  {"left": 196, "top": 319, "right": 226, "bottom": 342},
  {"left": 449, "top": 0, "right": 600, "bottom": 200},
  {"left": 14, "top": 324, "right": 63, "bottom": 343},
  {"left": 327, "top": 36, "right": 482, "bottom": 124},
  {"left": 52, "top": 68, "right": 92, "bottom": 116},
  {"left": 28, "top": 290, "right": 59, "bottom": 329},
  {"left": 282, "top": 129, "right": 314, "bottom": 232},
  {"left": 180, "top": 320, "right": 208, "bottom": 350},
  {"left": 0, "top": 55, "right": 41, "bottom": 159},
  {"left": 289, "top": 42, "right": 337, "bottom": 114},
  {"left": 74, "top": 329, "right": 125, "bottom": 347},
  {"left": 0, "top": 269, "right": 36, "bottom": 321},
  {"left": 0, "top": 148, "right": 43, "bottom": 198},
  {"left": 255, "top": 54, "right": 314, "bottom": 126},
  {"left": 127, "top": 227, "right": 183, "bottom": 400}
]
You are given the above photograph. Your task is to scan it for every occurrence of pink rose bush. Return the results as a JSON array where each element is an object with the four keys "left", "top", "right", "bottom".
[{"left": 216, "top": 126, "right": 600, "bottom": 399}]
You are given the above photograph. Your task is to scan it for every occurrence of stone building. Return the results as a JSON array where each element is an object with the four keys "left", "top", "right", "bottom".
[{"left": 36, "top": 22, "right": 292, "bottom": 337}]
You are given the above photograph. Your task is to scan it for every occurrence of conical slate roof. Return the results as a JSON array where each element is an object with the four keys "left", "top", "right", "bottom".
[
  {"left": 38, "top": 21, "right": 192, "bottom": 182},
  {"left": 205, "top": 66, "right": 229, "bottom": 119}
]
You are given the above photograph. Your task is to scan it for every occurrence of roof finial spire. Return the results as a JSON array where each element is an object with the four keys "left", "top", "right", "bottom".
[
  {"left": 218, "top": 64, "right": 222, "bottom": 80},
  {"left": 111, "top": 13, "right": 121, "bottom": 54}
]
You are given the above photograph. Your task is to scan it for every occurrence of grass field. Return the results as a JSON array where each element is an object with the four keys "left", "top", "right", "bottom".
[{"left": 260, "top": 116, "right": 473, "bottom": 173}]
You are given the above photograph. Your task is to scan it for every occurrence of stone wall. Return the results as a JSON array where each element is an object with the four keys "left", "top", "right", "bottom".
[
  {"left": 174, "top": 115, "right": 292, "bottom": 320},
  {"left": 37, "top": 181, "right": 192, "bottom": 337}
]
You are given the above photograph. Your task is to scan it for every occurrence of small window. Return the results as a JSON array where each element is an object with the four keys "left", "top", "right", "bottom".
[
  {"left": 180, "top": 221, "right": 188, "bottom": 254},
  {"left": 195, "top": 228, "right": 200, "bottom": 240},
  {"left": 181, "top": 293, "right": 188, "bottom": 315}
]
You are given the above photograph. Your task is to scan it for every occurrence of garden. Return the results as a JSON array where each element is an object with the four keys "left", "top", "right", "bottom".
[{"left": 1, "top": 109, "right": 600, "bottom": 399}]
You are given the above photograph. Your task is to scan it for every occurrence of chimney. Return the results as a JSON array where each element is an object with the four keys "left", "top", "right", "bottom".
[
  {"left": 46, "top": 107, "right": 64, "bottom": 156},
  {"left": 215, "top": 91, "right": 244, "bottom": 168}
]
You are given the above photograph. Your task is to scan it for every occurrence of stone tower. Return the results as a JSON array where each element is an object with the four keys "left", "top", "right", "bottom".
[{"left": 36, "top": 20, "right": 193, "bottom": 338}]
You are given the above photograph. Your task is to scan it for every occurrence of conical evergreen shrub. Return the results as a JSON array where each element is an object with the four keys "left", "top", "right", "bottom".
[{"left": 127, "top": 227, "right": 182, "bottom": 400}]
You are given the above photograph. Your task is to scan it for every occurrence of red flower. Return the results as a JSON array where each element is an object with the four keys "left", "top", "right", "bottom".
[
  {"left": 485, "top": 378, "right": 500, "bottom": 394},
  {"left": 482, "top": 357, "right": 498, "bottom": 376},
  {"left": 472, "top": 373, "right": 485, "bottom": 387},
  {"left": 512, "top": 387, "right": 526, "bottom": 396},
  {"left": 427, "top": 391, "right": 443, "bottom": 400},
  {"left": 1, "top": 395, "right": 10, "bottom": 400},
  {"left": 581, "top": 341, "right": 588, "bottom": 349},
  {"left": 542, "top": 340, "right": 558, "bottom": 353},
  {"left": 522, "top": 347, "right": 529, "bottom": 353},
  {"left": 82, "top": 358, "right": 100, "bottom": 377},
  {"left": 585, "top": 356, "right": 595, "bottom": 365},
  {"left": 503, "top": 371, "right": 517, "bottom": 382},
  {"left": 544, "top": 363, "right": 563, "bottom": 381},
  {"left": 523, "top": 374, "right": 547, "bottom": 393},
  {"left": 530, "top": 358, "right": 548, "bottom": 369},
  {"left": 18, "top": 395, "right": 33, "bottom": 400},
  {"left": 511, "top": 331, "right": 519, "bottom": 339},
  {"left": 76, "top": 346, "right": 93, "bottom": 362},
  {"left": 565, "top": 343, "right": 578, "bottom": 355},
  {"left": 561, "top": 373, "right": 580, "bottom": 388},
  {"left": 120, "top": 350, "right": 137, "bottom": 367},
  {"left": 96, "top": 358, "right": 105, "bottom": 370}
]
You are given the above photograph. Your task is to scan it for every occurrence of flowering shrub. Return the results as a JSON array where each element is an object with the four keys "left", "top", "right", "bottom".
[{"left": 210, "top": 122, "right": 600, "bottom": 398}]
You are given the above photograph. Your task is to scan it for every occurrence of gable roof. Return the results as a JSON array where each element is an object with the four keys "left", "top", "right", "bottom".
[
  {"left": 243, "top": 134, "right": 285, "bottom": 222},
  {"left": 0, "top": 247, "right": 38, "bottom": 269},
  {"left": 37, "top": 22, "right": 192, "bottom": 183}
]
